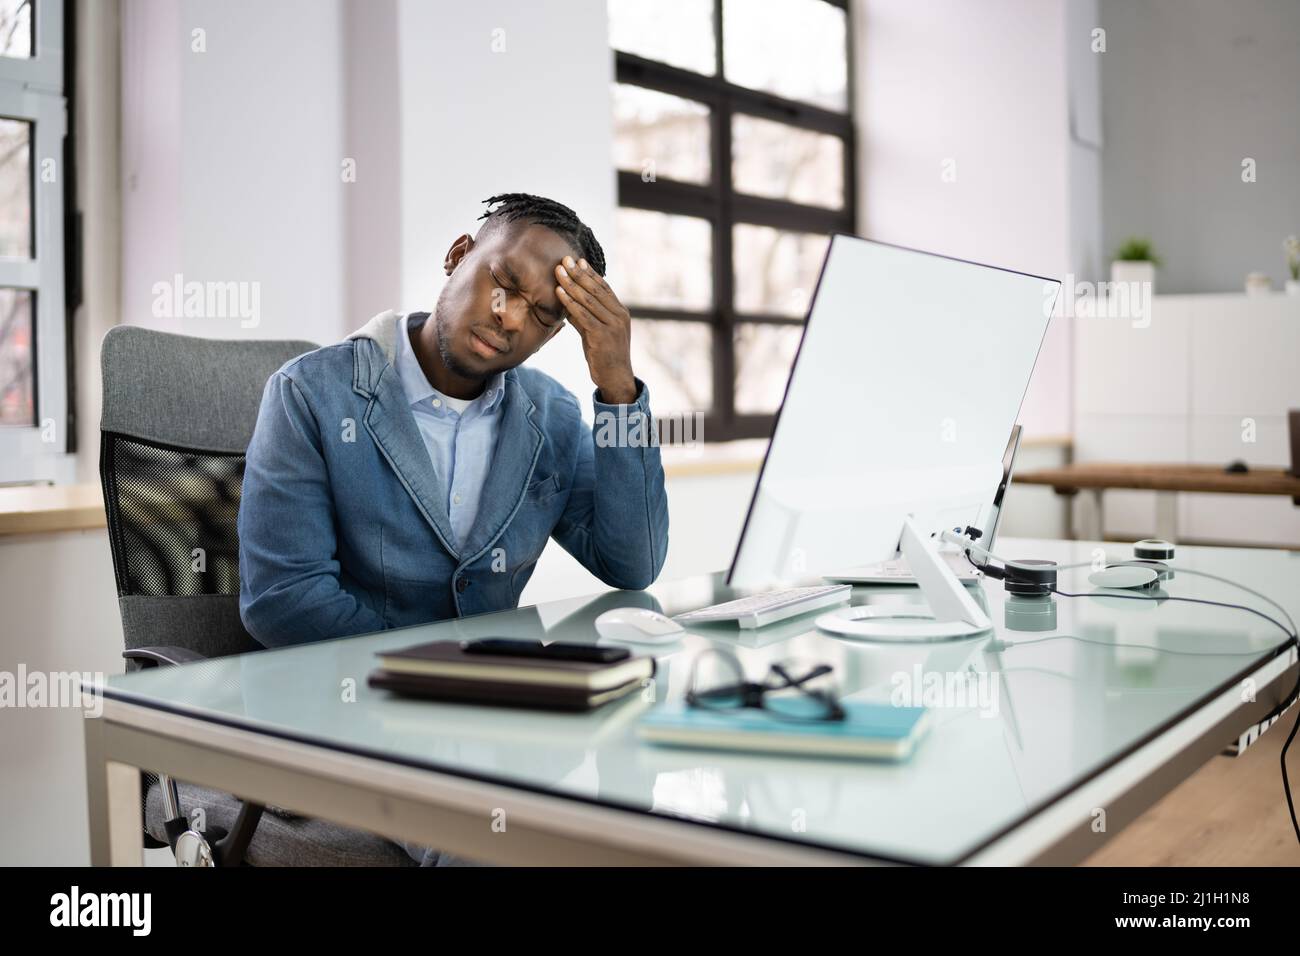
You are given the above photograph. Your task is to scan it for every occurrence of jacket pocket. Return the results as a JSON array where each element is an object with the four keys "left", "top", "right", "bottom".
[{"left": 527, "top": 472, "right": 561, "bottom": 503}]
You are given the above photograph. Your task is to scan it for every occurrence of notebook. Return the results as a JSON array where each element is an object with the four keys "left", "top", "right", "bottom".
[
  {"left": 376, "top": 640, "right": 653, "bottom": 690},
  {"left": 369, "top": 640, "right": 656, "bottom": 712},
  {"left": 367, "top": 670, "right": 649, "bottom": 711},
  {"left": 638, "top": 701, "right": 930, "bottom": 760}
]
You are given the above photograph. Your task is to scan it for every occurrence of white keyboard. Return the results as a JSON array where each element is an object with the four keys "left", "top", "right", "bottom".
[{"left": 674, "top": 585, "right": 852, "bottom": 629}]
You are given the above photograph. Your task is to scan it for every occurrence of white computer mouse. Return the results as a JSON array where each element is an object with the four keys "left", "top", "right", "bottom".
[
  {"left": 1089, "top": 565, "right": 1159, "bottom": 589},
  {"left": 594, "top": 607, "right": 685, "bottom": 645}
]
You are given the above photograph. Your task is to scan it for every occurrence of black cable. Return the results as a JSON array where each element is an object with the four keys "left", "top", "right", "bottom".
[
  {"left": 1051, "top": 587, "right": 1297, "bottom": 643},
  {"left": 1281, "top": 680, "right": 1300, "bottom": 848}
]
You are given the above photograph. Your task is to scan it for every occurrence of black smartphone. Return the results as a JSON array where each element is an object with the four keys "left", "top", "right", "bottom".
[{"left": 461, "top": 638, "right": 631, "bottom": 664}]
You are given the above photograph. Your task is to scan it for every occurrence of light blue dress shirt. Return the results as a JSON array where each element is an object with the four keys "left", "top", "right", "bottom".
[{"left": 395, "top": 312, "right": 506, "bottom": 552}]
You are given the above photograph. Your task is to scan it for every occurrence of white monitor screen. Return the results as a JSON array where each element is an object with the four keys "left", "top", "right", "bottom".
[{"left": 728, "top": 237, "right": 1059, "bottom": 587}]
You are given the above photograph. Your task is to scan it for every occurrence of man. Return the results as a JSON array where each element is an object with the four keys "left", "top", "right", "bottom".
[{"left": 238, "top": 193, "right": 669, "bottom": 650}]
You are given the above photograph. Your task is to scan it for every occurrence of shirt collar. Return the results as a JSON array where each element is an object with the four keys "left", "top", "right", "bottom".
[{"left": 396, "top": 313, "right": 506, "bottom": 414}]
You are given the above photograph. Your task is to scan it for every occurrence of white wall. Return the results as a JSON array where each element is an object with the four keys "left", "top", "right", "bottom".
[
  {"left": 342, "top": 0, "right": 401, "bottom": 325},
  {"left": 854, "top": 0, "right": 1093, "bottom": 440},
  {"left": 855, "top": 0, "right": 1070, "bottom": 277},
  {"left": 121, "top": 0, "right": 347, "bottom": 346},
  {"left": 1066, "top": 0, "right": 1105, "bottom": 284},
  {"left": 1099, "top": 0, "right": 1300, "bottom": 293},
  {"left": 390, "top": 0, "right": 615, "bottom": 404},
  {"left": 119, "top": 0, "right": 621, "bottom": 357},
  {"left": 0, "top": 529, "right": 123, "bottom": 865}
]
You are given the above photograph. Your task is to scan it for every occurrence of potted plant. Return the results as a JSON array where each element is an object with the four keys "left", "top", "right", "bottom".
[
  {"left": 1111, "top": 237, "right": 1161, "bottom": 293},
  {"left": 1285, "top": 235, "right": 1300, "bottom": 295}
]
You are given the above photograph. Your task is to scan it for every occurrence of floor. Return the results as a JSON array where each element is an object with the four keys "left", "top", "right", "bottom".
[{"left": 1083, "top": 714, "right": 1300, "bottom": 866}]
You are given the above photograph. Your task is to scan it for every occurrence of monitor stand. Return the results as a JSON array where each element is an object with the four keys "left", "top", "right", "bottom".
[{"left": 817, "top": 516, "right": 994, "bottom": 642}]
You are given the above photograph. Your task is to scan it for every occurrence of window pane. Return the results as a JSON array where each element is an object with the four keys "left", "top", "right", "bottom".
[
  {"left": 0, "top": 287, "right": 34, "bottom": 426},
  {"left": 722, "top": 0, "right": 848, "bottom": 110},
  {"left": 613, "top": 84, "right": 710, "bottom": 186},
  {"left": 733, "top": 225, "right": 828, "bottom": 316},
  {"left": 608, "top": 0, "right": 715, "bottom": 76},
  {"left": 0, "top": 0, "right": 32, "bottom": 59},
  {"left": 616, "top": 208, "right": 712, "bottom": 311},
  {"left": 0, "top": 117, "right": 32, "bottom": 258},
  {"left": 732, "top": 113, "right": 844, "bottom": 209},
  {"left": 631, "top": 319, "right": 713, "bottom": 416},
  {"left": 735, "top": 322, "right": 801, "bottom": 415}
]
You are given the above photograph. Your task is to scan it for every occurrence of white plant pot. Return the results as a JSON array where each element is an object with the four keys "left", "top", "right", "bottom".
[
  {"left": 1111, "top": 260, "right": 1156, "bottom": 293},
  {"left": 1287, "top": 278, "right": 1300, "bottom": 296},
  {"left": 1245, "top": 272, "right": 1272, "bottom": 296}
]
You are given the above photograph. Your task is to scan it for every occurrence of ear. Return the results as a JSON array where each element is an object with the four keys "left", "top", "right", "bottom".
[{"left": 443, "top": 234, "right": 475, "bottom": 276}]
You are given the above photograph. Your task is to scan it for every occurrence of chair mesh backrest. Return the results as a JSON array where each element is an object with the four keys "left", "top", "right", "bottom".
[
  {"left": 99, "top": 326, "right": 318, "bottom": 656},
  {"left": 101, "top": 435, "right": 246, "bottom": 598}
]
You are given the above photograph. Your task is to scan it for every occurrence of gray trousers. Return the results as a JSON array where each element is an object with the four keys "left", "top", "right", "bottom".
[{"left": 399, "top": 837, "right": 487, "bottom": 867}]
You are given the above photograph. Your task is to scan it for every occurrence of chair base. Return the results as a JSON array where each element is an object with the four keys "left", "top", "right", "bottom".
[{"left": 143, "top": 779, "right": 417, "bottom": 866}]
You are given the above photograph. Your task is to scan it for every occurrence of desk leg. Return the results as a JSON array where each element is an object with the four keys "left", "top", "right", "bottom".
[
  {"left": 1087, "top": 488, "right": 1105, "bottom": 541},
  {"left": 84, "top": 717, "right": 143, "bottom": 866},
  {"left": 1059, "top": 489, "right": 1080, "bottom": 540},
  {"left": 1155, "top": 491, "right": 1178, "bottom": 542}
]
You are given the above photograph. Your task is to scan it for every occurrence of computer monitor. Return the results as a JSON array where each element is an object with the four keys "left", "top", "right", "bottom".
[
  {"left": 826, "top": 422, "right": 1022, "bottom": 583},
  {"left": 969, "top": 424, "right": 1023, "bottom": 570},
  {"left": 728, "top": 237, "right": 1059, "bottom": 640}
]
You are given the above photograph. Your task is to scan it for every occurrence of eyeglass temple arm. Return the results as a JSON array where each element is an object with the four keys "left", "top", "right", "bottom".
[{"left": 768, "top": 663, "right": 833, "bottom": 689}]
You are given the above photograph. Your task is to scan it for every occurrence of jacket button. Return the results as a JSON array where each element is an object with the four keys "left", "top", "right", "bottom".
[{"left": 456, "top": 578, "right": 468, "bottom": 593}]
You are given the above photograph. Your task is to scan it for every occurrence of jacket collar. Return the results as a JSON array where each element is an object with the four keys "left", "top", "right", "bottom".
[
  {"left": 346, "top": 309, "right": 403, "bottom": 396},
  {"left": 343, "top": 310, "right": 544, "bottom": 564},
  {"left": 393, "top": 312, "right": 506, "bottom": 414}
]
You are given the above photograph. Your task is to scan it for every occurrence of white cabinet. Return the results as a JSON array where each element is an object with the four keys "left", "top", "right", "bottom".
[{"left": 1073, "top": 293, "right": 1300, "bottom": 545}]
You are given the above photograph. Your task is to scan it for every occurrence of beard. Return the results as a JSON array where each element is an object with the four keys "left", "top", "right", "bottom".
[{"left": 432, "top": 296, "right": 492, "bottom": 382}]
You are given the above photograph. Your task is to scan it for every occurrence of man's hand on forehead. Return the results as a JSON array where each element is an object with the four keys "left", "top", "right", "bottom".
[{"left": 555, "top": 255, "right": 638, "bottom": 405}]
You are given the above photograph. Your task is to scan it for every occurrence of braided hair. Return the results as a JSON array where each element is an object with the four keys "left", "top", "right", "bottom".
[{"left": 476, "top": 192, "right": 607, "bottom": 276}]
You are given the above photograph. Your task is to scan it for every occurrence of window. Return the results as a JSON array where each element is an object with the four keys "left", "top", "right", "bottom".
[
  {"left": 609, "top": 0, "right": 854, "bottom": 441},
  {"left": 0, "top": 0, "right": 69, "bottom": 482}
]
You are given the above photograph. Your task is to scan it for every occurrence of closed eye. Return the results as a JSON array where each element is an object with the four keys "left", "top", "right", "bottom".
[{"left": 489, "top": 266, "right": 561, "bottom": 329}]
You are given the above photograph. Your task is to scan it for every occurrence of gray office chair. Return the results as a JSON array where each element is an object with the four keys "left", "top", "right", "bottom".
[{"left": 98, "top": 325, "right": 414, "bottom": 866}]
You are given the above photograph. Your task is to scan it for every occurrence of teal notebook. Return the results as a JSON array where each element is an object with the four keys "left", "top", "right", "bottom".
[{"left": 638, "top": 700, "right": 930, "bottom": 761}]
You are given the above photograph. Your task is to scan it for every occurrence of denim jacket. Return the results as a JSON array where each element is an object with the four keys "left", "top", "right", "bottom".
[{"left": 238, "top": 309, "right": 669, "bottom": 648}]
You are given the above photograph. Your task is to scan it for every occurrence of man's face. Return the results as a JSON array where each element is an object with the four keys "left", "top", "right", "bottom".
[{"left": 432, "top": 222, "right": 573, "bottom": 380}]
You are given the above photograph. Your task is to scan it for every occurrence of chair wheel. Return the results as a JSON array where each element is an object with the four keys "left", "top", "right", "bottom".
[{"left": 174, "top": 829, "right": 216, "bottom": 867}]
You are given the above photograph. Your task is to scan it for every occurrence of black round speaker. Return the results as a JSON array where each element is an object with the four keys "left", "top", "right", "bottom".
[
  {"left": 1003, "top": 558, "right": 1058, "bottom": 596},
  {"left": 1134, "top": 538, "right": 1175, "bottom": 561}
]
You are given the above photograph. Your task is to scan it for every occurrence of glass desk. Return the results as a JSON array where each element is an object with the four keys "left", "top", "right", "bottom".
[{"left": 86, "top": 539, "right": 1299, "bottom": 865}]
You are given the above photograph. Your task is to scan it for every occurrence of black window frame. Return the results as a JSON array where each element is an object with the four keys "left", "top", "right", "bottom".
[{"left": 614, "top": 0, "right": 856, "bottom": 442}]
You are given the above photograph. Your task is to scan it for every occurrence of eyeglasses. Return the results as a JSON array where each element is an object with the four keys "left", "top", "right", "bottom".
[{"left": 685, "top": 647, "right": 846, "bottom": 723}]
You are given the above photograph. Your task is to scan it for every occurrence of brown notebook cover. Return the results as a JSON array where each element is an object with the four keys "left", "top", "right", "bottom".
[{"left": 367, "top": 669, "right": 649, "bottom": 712}]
